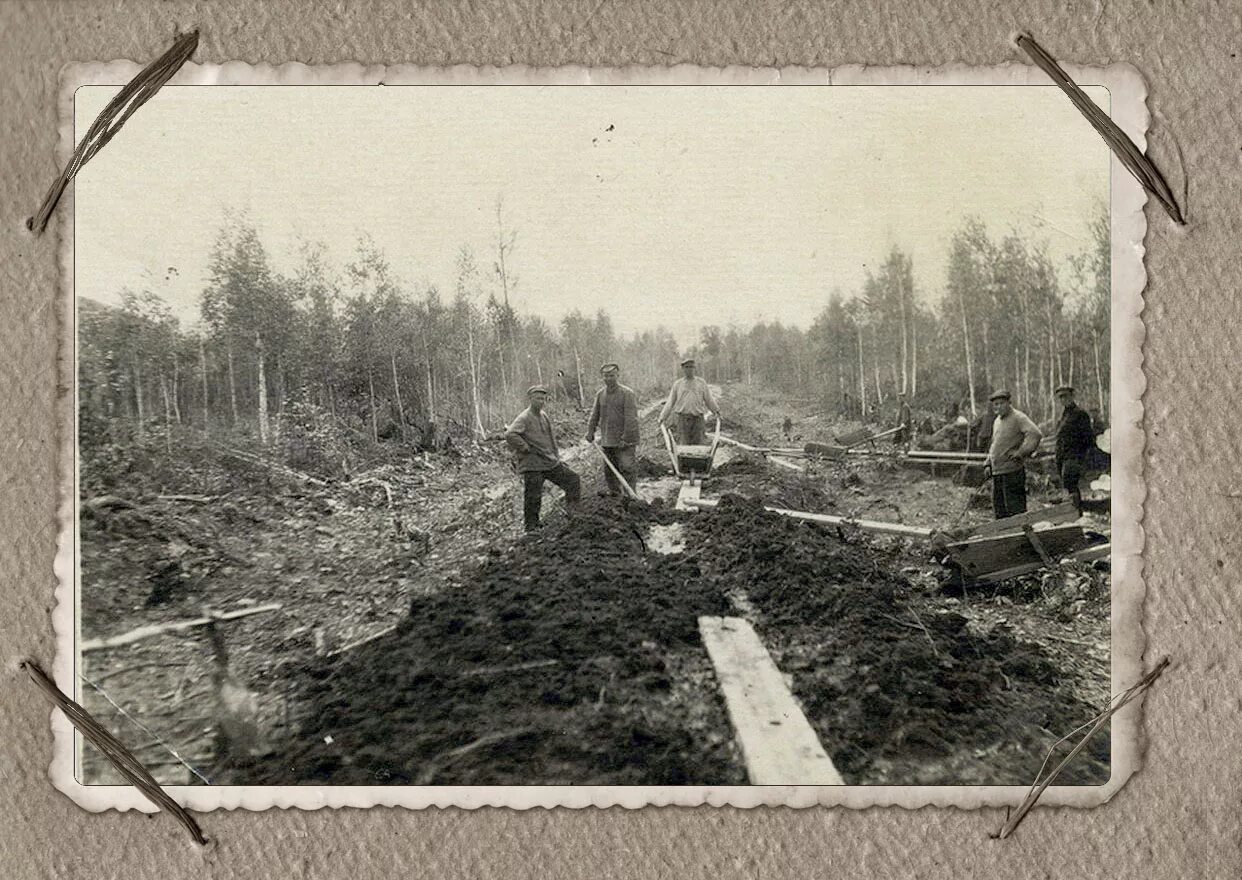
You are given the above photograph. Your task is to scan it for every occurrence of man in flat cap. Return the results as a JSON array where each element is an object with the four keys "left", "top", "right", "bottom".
[
  {"left": 985, "top": 389, "right": 1043, "bottom": 519},
  {"left": 586, "top": 363, "right": 641, "bottom": 496},
  {"left": 505, "top": 385, "right": 581, "bottom": 532},
  {"left": 1054, "top": 384, "right": 1095, "bottom": 515},
  {"left": 658, "top": 357, "right": 721, "bottom": 446}
]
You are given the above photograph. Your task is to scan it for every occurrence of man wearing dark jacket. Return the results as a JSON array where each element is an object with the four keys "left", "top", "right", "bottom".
[
  {"left": 1054, "top": 385, "right": 1095, "bottom": 515},
  {"left": 585, "top": 363, "right": 640, "bottom": 496},
  {"left": 506, "top": 385, "right": 581, "bottom": 531}
]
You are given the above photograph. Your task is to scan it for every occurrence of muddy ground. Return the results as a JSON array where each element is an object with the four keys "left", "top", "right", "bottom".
[{"left": 78, "top": 383, "right": 1111, "bottom": 786}]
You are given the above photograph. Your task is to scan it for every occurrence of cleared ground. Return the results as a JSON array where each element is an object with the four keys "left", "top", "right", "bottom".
[{"left": 78, "top": 383, "right": 1111, "bottom": 786}]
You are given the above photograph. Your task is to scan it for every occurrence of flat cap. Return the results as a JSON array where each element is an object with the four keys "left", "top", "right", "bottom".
[
  {"left": 600, "top": 362, "right": 620, "bottom": 373},
  {"left": 988, "top": 389, "right": 1011, "bottom": 401},
  {"left": 680, "top": 357, "right": 696, "bottom": 366},
  {"left": 527, "top": 384, "right": 549, "bottom": 395},
  {"left": 1054, "top": 384, "right": 1075, "bottom": 395}
]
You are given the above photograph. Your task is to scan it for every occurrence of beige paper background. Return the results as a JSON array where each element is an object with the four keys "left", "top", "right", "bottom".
[{"left": 0, "top": 1, "right": 1235, "bottom": 877}]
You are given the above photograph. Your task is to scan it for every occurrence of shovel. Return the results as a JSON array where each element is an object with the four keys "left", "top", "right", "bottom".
[{"left": 593, "top": 442, "right": 643, "bottom": 501}]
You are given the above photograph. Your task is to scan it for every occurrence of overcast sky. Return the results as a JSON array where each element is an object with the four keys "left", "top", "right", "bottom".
[{"left": 74, "top": 84, "right": 1109, "bottom": 344}]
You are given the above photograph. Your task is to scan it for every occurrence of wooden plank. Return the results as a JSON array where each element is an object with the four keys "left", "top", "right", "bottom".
[
  {"left": 976, "top": 543, "right": 1110, "bottom": 583},
  {"left": 675, "top": 480, "right": 702, "bottom": 511},
  {"left": 955, "top": 502, "right": 1079, "bottom": 540},
  {"left": 685, "top": 496, "right": 934, "bottom": 538},
  {"left": 1023, "top": 525, "right": 1056, "bottom": 566},
  {"left": 945, "top": 524, "right": 1088, "bottom": 580},
  {"left": 82, "top": 603, "right": 283, "bottom": 653},
  {"left": 699, "top": 616, "right": 844, "bottom": 785},
  {"left": 905, "top": 450, "right": 989, "bottom": 460}
]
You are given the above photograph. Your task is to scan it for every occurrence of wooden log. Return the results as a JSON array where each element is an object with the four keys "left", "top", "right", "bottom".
[
  {"left": 685, "top": 496, "right": 933, "bottom": 538},
  {"left": 699, "top": 616, "right": 844, "bottom": 785},
  {"left": 905, "top": 450, "right": 989, "bottom": 460},
  {"left": 81, "top": 603, "right": 282, "bottom": 653}
]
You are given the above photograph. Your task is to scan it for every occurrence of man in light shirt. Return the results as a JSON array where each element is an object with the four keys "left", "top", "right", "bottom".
[
  {"left": 658, "top": 358, "right": 721, "bottom": 446},
  {"left": 985, "top": 389, "right": 1043, "bottom": 519}
]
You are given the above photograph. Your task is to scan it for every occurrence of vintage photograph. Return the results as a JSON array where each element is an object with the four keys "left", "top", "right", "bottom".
[{"left": 70, "top": 79, "right": 1118, "bottom": 791}]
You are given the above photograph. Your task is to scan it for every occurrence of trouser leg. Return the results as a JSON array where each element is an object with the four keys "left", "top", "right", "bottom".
[
  {"left": 678, "top": 414, "right": 705, "bottom": 445},
  {"left": 601, "top": 447, "right": 624, "bottom": 495},
  {"left": 522, "top": 471, "right": 546, "bottom": 531},
  {"left": 996, "top": 470, "right": 1027, "bottom": 518},
  {"left": 1061, "top": 460, "right": 1084, "bottom": 513},
  {"left": 615, "top": 445, "right": 637, "bottom": 493},
  {"left": 545, "top": 463, "right": 581, "bottom": 507},
  {"left": 992, "top": 474, "right": 1006, "bottom": 519}
]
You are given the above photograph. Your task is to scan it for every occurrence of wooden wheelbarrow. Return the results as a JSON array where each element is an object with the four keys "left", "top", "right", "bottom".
[{"left": 661, "top": 419, "right": 722, "bottom": 477}]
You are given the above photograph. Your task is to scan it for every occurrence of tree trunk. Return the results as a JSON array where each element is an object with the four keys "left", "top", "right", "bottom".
[
  {"left": 958, "top": 294, "right": 977, "bottom": 416},
  {"left": 856, "top": 324, "right": 867, "bottom": 417},
  {"left": 390, "top": 352, "right": 407, "bottom": 441},
  {"left": 226, "top": 340, "right": 239, "bottom": 425},
  {"left": 170, "top": 356, "right": 182, "bottom": 424},
  {"left": 871, "top": 326, "right": 883, "bottom": 406},
  {"left": 1093, "top": 330, "right": 1105, "bottom": 415},
  {"left": 910, "top": 317, "right": 918, "bottom": 396},
  {"left": 573, "top": 346, "right": 585, "bottom": 410},
  {"left": 133, "top": 360, "right": 146, "bottom": 438},
  {"left": 159, "top": 372, "right": 173, "bottom": 455},
  {"left": 198, "top": 336, "right": 210, "bottom": 432},
  {"left": 367, "top": 367, "right": 379, "bottom": 443},
  {"left": 425, "top": 360, "right": 436, "bottom": 424},
  {"left": 465, "top": 319, "right": 485, "bottom": 440},
  {"left": 898, "top": 279, "right": 910, "bottom": 393},
  {"left": 256, "top": 332, "right": 269, "bottom": 444}
]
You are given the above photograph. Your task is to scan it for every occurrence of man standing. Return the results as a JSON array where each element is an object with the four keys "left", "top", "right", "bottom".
[
  {"left": 985, "top": 389, "right": 1043, "bottom": 519},
  {"left": 658, "top": 358, "right": 720, "bottom": 445},
  {"left": 1054, "top": 384, "right": 1095, "bottom": 515},
  {"left": 585, "top": 363, "right": 640, "bottom": 496},
  {"left": 506, "top": 385, "right": 581, "bottom": 532},
  {"left": 895, "top": 392, "right": 913, "bottom": 447}
]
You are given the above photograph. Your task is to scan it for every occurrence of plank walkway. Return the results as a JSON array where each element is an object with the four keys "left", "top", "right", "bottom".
[{"left": 698, "top": 616, "right": 844, "bottom": 785}]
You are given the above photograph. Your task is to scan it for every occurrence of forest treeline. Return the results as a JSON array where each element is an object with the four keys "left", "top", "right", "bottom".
[{"left": 78, "top": 207, "right": 1109, "bottom": 454}]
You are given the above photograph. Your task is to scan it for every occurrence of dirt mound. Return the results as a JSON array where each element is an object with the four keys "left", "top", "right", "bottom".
[
  {"left": 686, "top": 496, "right": 1108, "bottom": 784},
  {"left": 710, "top": 456, "right": 840, "bottom": 514},
  {"left": 246, "top": 497, "right": 741, "bottom": 785}
]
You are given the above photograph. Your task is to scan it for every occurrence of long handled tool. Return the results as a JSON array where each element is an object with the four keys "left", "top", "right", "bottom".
[
  {"left": 951, "top": 469, "right": 993, "bottom": 529},
  {"left": 593, "top": 442, "right": 642, "bottom": 500},
  {"left": 660, "top": 423, "right": 682, "bottom": 478}
]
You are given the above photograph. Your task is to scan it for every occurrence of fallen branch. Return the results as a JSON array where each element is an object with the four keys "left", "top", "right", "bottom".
[
  {"left": 416, "top": 728, "right": 537, "bottom": 785},
  {"left": 81, "top": 603, "right": 282, "bottom": 653},
  {"left": 218, "top": 447, "right": 329, "bottom": 487}
]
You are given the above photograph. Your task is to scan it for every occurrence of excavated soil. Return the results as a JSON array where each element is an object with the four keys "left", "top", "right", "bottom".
[
  {"left": 246, "top": 497, "right": 745, "bottom": 785},
  {"left": 687, "top": 495, "right": 1108, "bottom": 784},
  {"left": 251, "top": 491, "right": 1106, "bottom": 786}
]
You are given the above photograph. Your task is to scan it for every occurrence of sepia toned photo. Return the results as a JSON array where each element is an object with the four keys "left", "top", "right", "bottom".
[{"left": 59, "top": 65, "right": 1146, "bottom": 809}]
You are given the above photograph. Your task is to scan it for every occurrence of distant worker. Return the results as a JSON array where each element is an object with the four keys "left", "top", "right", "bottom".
[
  {"left": 782, "top": 416, "right": 793, "bottom": 441},
  {"left": 1054, "top": 384, "right": 1095, "bottom": 515},
  {"left": 985, "top": 389, "right": 1043, "bottom": 519},
  {"left": 983, "top": 389, "right": 1043, "bottom": 518},
  {"left": 658, "top": 357, "right": 720, "bottom": 445},
  {"left": 505, "top": 385, "right": 581, "bottom": 532},
  {"left": 895, "top": 393, "right": 913, "bottom": 447},
  {"left": 586, "top": 363, "right": 640, "bottom": 496}
]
